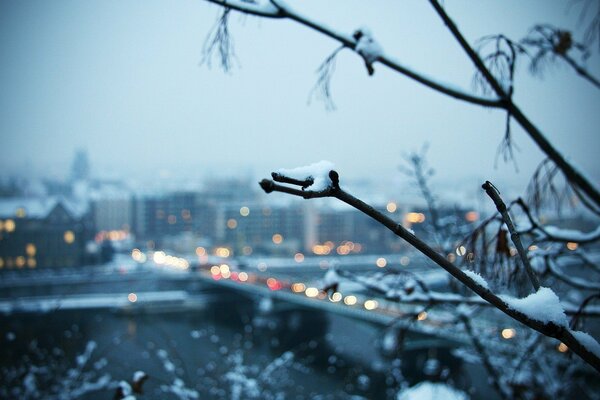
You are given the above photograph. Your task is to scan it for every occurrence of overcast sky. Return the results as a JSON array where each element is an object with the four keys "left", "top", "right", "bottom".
[{"left": 0, "top": 0, "right": 598, "bottom": 198}]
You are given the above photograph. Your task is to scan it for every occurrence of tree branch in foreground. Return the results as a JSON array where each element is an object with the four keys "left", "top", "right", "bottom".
[{"left": 259, "top": 167, "right": 600, "bottom": 373}]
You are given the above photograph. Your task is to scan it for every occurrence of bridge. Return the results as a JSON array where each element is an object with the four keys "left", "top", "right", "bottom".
[{"left": 0, "top": 259, "right": 469, "bottom": 352}]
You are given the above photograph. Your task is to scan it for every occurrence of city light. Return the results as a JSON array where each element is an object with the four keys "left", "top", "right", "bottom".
[
  {"left": 343, "top": 295, "right": 357, "bottom": 306},
  {"left": 210, "top": 265, "right": 220, "bottom": 276},
  {"left": 5, "top": 219, "right": 16, "bottom": 233},
  {"left": 227, "top": 219, "right": 237, "bottom": 229},
  {"left": 272, "top": 234, "right": 283, "bottom": 244},
  {"left": 400, "top": 256, "right": 410, "bottom": 266},
  {"left": 27, "top": 258, "right": 36, "bottom": 268},
  {"left": 465, "top": 211, "right": 479, "bottom": 222},
  {"left": 405, "top": 212, "right": 426, "bottom": 223},
  {"left": 305, "top": 287, "right": 319, "bottom": 297},
  {"left": 15, "top": 207, "right": 26, "bottom": 218},
  {"left": 294, "top": 253, "right": 304, "bottom": 263},
  {"left": 456, "top": 246, "right": 467, "bottom": 256},
  {"left": 63, "top": 230, "right": 75, "bottom": 244},
  {"left": 215, "top": 247, "right": 231, "bottom": 258},
  {"left": 376, "top": 257, "right": 387, "bottom": 268},
  {"left": 386, "top": 202, "right": 397, "bottom": 213},
  {"left": 266, "top": 278, "right": 282, "bottom": 291},
  {"left": 196, "top": 247, "right": 206, "bottom": 256},
  {"left": 557, "top": 343, "right": 568, "bottom": 353},
  {"left": 219, "top": 264, "right": 230, "bottom": 274},
  {"left": 364, "top": 300, "right": 378, "bottom": 310},
  {"left": 417, "top": 311, "right": 428, "bottom": 321},
  {"left": 128, "top": 293, "right": 138, "bottom": 303},
  {"left": 238, "top": 272, "right": 249, "bottom": 282},
  {"left": 501, "top": 328, "right": 516, "bottom": 339},
  {"left": 26, "top": 244, "right": 36, "bottom": 257},
  {"left": 566, "top": 242, "right": 579, "bottom": 251},
  {"left": 257, "top": 262, "right": 267, "bottom": 272},
  {"left": 15, "top": 256, "right": 25, "bottom": 268},
  {"left": 291, "top": 283, "right": 306, "bottom": 293},
  {"left": 240, "top": 206, "right": 250, "bottom": 217},
  {"left": 329, "top": 292, "right": 342, "bottom": 302}
]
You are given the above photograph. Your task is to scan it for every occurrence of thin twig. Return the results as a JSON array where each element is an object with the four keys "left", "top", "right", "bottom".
[{"left": 482, "top": 181, "right": 541, "bottom": 291}]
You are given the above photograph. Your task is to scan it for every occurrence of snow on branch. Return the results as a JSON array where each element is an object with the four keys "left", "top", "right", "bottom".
[
  {"left": 259, "top": 166, "right": 600, "bottom": 372},
  {"left": 499, "top": 287, "right": 568, "bottom": 327}
]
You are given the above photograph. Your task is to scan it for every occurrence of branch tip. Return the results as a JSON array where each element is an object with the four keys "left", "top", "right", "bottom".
[{"left": 259, "top": 179, "right": 275, "bottom": 193}]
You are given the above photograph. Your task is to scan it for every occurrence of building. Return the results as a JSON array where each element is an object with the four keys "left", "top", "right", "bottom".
[{"left": 0, "top": 197, "right": 93, "bottom": 269}]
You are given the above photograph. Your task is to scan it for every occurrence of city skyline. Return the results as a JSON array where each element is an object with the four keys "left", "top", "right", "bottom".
[{"left": 1, "top": 0, "right": 599, "bottom": 198}]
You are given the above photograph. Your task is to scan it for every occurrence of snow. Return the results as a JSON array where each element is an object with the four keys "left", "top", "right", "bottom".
[
  {"left": 355, "top": 28, "right": 384, "bottom": 64},
  {"left": 543, "top": 225, "right": 600, "bottom": 242},
  {"left": 500, "top": 287, "right": 568, "bottom": 327},
  {"left": 463, "top": 270, "right": 489, "bottom": 290},
  {"left": 275, "top": 160, "right": 335, "bottom": 191},
  {"left": 571, "top": 330, "right": 600, "bottom": 358},
  {"left": 133, "top": 371, "right": 146, "bottom": 383},
  {"left": 323, "top": 268, "right": 340, "bottom": 287},
  {"left": 397, "top": 381, "right": 469, "bottom": 400}
]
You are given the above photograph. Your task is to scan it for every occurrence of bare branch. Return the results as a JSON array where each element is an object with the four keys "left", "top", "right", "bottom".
[
  {"left": 428, "top": 0, "right": 600, "bottom": 208},
  {"left": 482, "top": 181, "right": 541, "bottom": 291}
]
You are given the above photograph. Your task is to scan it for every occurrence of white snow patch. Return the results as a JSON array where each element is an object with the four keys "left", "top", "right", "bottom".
[
  {"left": 355, "top": 28, "right": 384, "bottom": 64},
  {"left": 571, "top": 330, "right": 600, "bottom": 358},
  {"left": 500, "top": 287, "right": 568, "bottom": 326},
  {"left": 397, "top": 381, "right": 469, "bottom": 400},
  {"left": 133, "top": 371, "right": 146, "bottom": 383},
  {"left": 463, "top": 270, "right": 489, "bottom": 289},
  {"left": 276, "top": 160, "right": 335, "bottom": 191},
  {"left": 323, "top": 268, "right": 340, "bottom": 287}
]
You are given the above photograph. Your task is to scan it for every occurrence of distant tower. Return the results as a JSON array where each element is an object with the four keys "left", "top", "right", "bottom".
[{"left": 70, "top": 149, "right": 91, "bottom": 182}]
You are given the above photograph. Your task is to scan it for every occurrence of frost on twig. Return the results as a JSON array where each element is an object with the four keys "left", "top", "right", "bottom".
[{"left": 202, "top": 8, "right": 237, "bottom": 72}]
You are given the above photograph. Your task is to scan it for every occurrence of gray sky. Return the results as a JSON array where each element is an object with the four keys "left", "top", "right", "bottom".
[{"left": 0, "top": 0, "right": 598, "bottom": 197}]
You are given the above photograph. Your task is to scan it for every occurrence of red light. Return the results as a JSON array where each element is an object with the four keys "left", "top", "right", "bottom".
[
  {"left": 231, "top": 272, "right": 239, "bottom": 281},
  {"left": 212, "top": 274, "right": 221, "bottom": 281},
  {"left": 266, "top": 278, "right": 282, "bottom": 291}
]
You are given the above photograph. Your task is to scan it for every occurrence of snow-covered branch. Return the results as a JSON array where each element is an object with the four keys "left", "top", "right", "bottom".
[{"left": 260, "top": 164, "right": 600, "bottom": 372}]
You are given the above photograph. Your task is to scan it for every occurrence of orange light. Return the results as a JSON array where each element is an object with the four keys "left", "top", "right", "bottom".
[
  {"left": 272, "top": 234, "right": 283, "bottom": 244},
  {"left": 195, "top": 247, "right": 206, "bottom": 256},
  {"left": 5, "top": 219, "right": 16, "bottom": 233},
  {"left": 227, "top": 219, "right": 238, "bottom": 229},
  {"left": 417, "top": 311, "right": 428, "bottom": 321},
  {"left": 465, "top": 211, "right": 479, "bottom": 222},
  {"left": 128, "top": 293, "right": 138, "bottom": 303},
  {"left": 566, "top": 242, "right": 578, "bottom": 251},
  {"left": 64, "top": 230, "right": 75, "bottom": 244},
  {"left": 557, "top": 343, "right": 568, "bottom": 353}
]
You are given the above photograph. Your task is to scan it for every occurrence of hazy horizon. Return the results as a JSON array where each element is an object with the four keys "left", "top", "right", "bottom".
[{"left": 1, "top": 0, "right": 599, "bottom": 198}]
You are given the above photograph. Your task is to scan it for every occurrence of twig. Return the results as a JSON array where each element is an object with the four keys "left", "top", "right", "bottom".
[
  {"left": 259, "top": 169, "right": 600, "bottom": 372},
  {"left": 428, "top": 0, "right": 600, "bottom": 210},
  {"left": 482, "top": 181, "right": 541, "bottom": 291}
]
